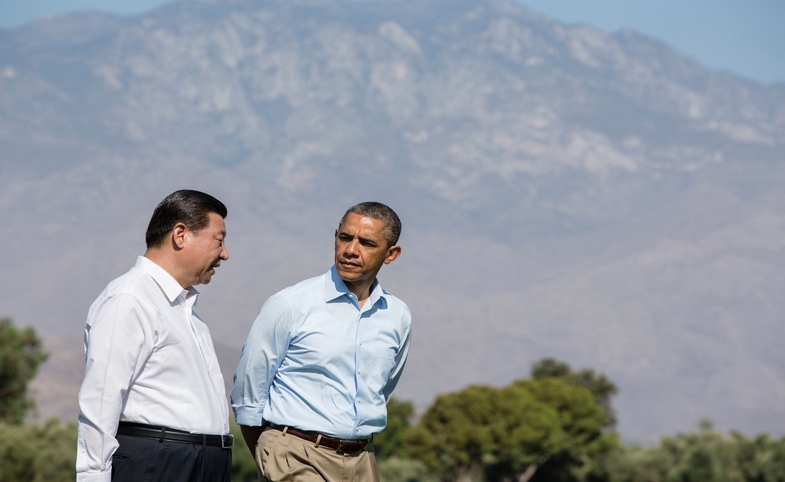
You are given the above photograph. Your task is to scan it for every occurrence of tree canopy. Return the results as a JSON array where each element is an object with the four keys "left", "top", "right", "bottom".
[
  {"left": 374, "top": 397, "right": 416, "bottom": 460},
  {"left": 0, "top": 318, "right": 49, "bottom": 424},
  {"left": 531, "top": 358, "right": 619, "bottom": 430},
  {"left": 404, "top": 376, "right": 616, "bottom": 482}
]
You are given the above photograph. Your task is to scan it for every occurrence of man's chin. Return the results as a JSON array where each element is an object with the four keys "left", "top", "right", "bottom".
[{"left": 336, "top": 267, "right": 358, "bottom": 280}]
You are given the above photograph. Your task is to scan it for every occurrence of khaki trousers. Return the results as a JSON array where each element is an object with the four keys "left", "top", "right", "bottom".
[{"left": 255, "top": 427, "right": 380, "bottom": 482}]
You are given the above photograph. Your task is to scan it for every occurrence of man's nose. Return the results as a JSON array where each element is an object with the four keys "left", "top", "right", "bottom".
[
  {"left": 343, "top": 240, "right": 359, "bottom": 256},
  {"left": 221, "top": 243, "right": 229, "bottom": 260}
]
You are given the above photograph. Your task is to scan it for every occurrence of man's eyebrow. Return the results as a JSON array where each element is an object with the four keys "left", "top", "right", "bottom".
[{"left": 337, "top": 231, "right": 376, "bottom": 244}]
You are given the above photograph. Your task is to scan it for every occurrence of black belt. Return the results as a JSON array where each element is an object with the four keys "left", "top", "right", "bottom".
[
  {"left": 117, "top": 422, "right": 233, "bottom": 449},
  {"left": 268, "top": 423, "right": 369, "bottom": 454}
]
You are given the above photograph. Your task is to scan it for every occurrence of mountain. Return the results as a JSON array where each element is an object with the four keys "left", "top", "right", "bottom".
[{"left": 3, "top": 0, "right": 785, "bottom": 443}]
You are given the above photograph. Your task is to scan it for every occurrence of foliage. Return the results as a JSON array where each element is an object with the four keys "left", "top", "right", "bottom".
[
  {"left": 404, "top": 378, "right": 614, "bottom": 482},
  {"left": 0, "top": 318, "right": 49, "bottom": 424},
  {"left": 375, "top": 398, "right": 416, "bottom": 460},
  {"left": 590, "top": 422, "right": 785, "bottom": 482},
  {"left": 531, "top": 358, "right": 618, "bottom": 430},
  {"left": 9, "top": 343, "right": 781, "bottom": 482},
  {"left": 385, "top": 358, "right": 622, "bottom": 481},
  {"left": 0, "top": 418, "right": 77, "bottom": 482},
  {"left": 512, "top": 378, "right": 618, "bottom": 482},
  {"left": 0, "top": 416, "right": 261, "bottom": 482},
  {"left": 378, "top": 457, "right": 439, "bottom": 482},
  {"left": 230, "top": 416, "right": 259, "bottom": 482}
]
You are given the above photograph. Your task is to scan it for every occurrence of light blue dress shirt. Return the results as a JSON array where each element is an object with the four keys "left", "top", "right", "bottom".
[{"left": 231, "top": 266, "right": 412, "bottom": 439}]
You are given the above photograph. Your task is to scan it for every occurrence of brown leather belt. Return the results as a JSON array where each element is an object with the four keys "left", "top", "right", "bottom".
[{"left": 268, "top": 423, "right": 369, "bottom": 454}]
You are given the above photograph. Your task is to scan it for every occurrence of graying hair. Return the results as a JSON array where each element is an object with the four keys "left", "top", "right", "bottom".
[{"left": 339, "top": 202, "right": 402, "bottom": 247}]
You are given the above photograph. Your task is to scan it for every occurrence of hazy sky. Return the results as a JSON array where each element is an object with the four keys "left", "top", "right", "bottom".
[{"left": 1, "top": 0, "right": 783, "bottom": 84}]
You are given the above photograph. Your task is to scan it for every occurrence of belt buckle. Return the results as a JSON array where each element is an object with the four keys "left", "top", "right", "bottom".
[
  {"left": 221, "top": 434, "right": 234, "bottom": 449},
  {"left": 336, "top": 439, "right": 362, "bottom": 455}
]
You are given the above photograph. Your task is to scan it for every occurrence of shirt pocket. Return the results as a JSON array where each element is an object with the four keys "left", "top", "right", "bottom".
[{"left": 369, "top": 350, "right": 397, "bottom": 395}]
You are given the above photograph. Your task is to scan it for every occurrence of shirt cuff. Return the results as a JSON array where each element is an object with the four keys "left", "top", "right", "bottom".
[
  {"left": 232, "top": 404, "right": 265, "bottom": 426},
  {"left": 77, "top": 470, "right": 112, "bottom": 482}
]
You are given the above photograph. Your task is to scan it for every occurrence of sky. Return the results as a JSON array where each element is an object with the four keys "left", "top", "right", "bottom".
[{"left": 0, "top": 0, "right": 783, "bottom": 84}]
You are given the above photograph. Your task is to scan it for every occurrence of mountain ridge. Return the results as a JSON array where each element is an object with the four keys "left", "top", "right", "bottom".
[{"left": 1, "top": 0, "right": 784, "bottom": 443}]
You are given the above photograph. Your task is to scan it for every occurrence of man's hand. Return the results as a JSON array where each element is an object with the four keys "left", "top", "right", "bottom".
[{"left": 240, "top": 425, "right": 265, "bottom": 456}]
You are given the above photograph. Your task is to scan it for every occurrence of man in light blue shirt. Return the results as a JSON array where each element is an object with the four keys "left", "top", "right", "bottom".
[{"left": 231, "top": 202, "right": 411, "bottom": 482}]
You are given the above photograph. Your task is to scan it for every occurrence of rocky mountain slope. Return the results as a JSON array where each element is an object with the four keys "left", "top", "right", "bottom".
[{"left": 3, "top": 0, "right": 784, "bottom": 442}]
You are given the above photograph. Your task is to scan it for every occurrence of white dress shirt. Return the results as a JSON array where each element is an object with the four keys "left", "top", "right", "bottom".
[
  {"left": 231, "top": 266, "right": 412, "bottom": 439},
  {"left": 76, "top": 256, "right": 229, "bottom": 482}
]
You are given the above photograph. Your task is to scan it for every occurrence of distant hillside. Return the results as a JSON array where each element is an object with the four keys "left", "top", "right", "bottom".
[{"left": 3, "top": 0, "right": 784, "bottom": 443}]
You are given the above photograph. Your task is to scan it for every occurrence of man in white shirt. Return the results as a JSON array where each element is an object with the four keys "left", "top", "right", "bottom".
[{"left": 76, "top": 190, "right": 233, "bottom": 482}]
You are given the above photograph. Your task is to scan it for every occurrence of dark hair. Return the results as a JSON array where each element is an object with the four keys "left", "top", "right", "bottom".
[
  {"left": 145, "top": 190, "right": 227, "bottom": 248},
  {"left": 339, "top": 202, "right": 402, "bottom": 247}
]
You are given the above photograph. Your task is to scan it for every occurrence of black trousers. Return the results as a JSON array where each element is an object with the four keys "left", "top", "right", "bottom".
[{"left": 112, "top": 434, "right": 232, "bottom": 482}]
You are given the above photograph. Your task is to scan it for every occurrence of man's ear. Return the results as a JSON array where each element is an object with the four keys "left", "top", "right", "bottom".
[
  {"left": 384, "top": 246, "right": 402, "bottom": 264},
  {"left": 172, "top": 222, "right": 188, "bottom": 250}
]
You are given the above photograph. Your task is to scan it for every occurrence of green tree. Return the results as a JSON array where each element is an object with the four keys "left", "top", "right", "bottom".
[
  {"left": 750, "top": 433, "right": 785, "bottom": 482},
  {"left": 405, "top": 378, "right": 616, "bottom": 482},
  {"left": 596, "top": 422, "right": 785, "bottom": 482},
  {"left": 0, "top": 419, "right": 77, "bottom": 482},
  {"left": 510, "top": 378, "right": 617, "bottom": 482},
  {"left": 375, "top": 397, "right": 416, "bottom": 460},
  {"left": 531, "top": 358, "right": 618, "bottom": 430},
  {"left": 405, "top": 384, "right": 558, "bottom": 481},
  {"left": 0, "top": 318, "right": 49, "bottom": 424}
]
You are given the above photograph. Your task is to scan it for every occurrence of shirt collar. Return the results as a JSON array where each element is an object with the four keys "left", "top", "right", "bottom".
[
  {"left": 326, "top": 265, "right": 386, "bottom": 306},
  {"left": 135, "top": 256, "right": 198, "bottom": 304}
]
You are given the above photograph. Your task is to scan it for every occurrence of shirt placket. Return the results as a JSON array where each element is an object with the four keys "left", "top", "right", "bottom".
[
  {"left": 345, "top": 293, "right": 361, "bottom": 437},
  {"left": 183, "top": 293, "right": 227, "bottom": 433},
  {"left": 352, "top": 295, "right": 379, "bottom": 437}
]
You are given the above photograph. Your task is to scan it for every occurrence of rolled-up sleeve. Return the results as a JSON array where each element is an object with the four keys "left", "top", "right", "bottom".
[
  {"left": 76, "top": 293, "right": 156, "bottom": 482},
  {"left": 231, "top": 294, "right": 293, "bottom": 427}
]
